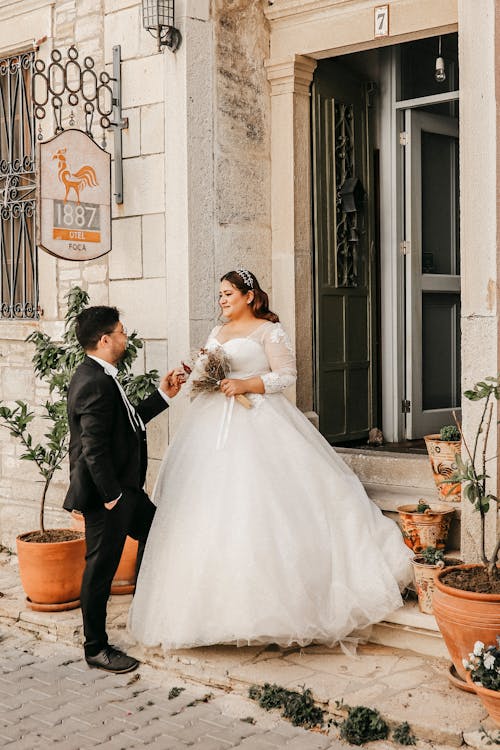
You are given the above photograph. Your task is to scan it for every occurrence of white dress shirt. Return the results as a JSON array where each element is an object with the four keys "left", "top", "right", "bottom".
[{"left": 87, "top": 355, "right": 170, "bottom": 506}]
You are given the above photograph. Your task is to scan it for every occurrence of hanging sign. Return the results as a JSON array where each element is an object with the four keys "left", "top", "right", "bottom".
[{"left": 37, "top": 129, "right": 111, "bottom": 261}]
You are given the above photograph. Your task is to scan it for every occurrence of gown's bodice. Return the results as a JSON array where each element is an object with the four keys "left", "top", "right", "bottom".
[
  {"left": 207, "top": 337, "right": 270, "bottom": 379},
  {"left": 203, "top": 321, "right": 297, "bottom": 394}
]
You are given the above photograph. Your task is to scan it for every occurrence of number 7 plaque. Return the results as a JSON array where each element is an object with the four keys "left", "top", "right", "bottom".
[{"left": 37, "top": 129, "right": 111, "bottom": 261}]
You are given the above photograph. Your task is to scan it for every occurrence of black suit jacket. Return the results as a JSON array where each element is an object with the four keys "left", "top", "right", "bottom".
[{"left": 63, "top": 356, "right": 168, "bottom": 513}]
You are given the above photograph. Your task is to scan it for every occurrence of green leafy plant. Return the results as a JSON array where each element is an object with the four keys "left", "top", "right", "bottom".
[
  {"left": 446, "top": 377, "right": 500, "bottom": 579},
  {"left": 339, "top": 705, "right": 389, "bottom": 745},
  {"left": 0, "top": 286, "right": 159, "bottom": 538},
  {"left": 248, "top": 683, "right": 324, "bottom": 729},
  {"left": 420, "top": 546, "right": 445, "bottom": 566},
  {"left": 415, "top": 499, "right": 431, "bottom": 514},
  {"left": 464, "top": 638, "right": 500, "bottom": 692},
  {"left": 393, "top": 721, "right": 417, "bottom": 745},
  {"left": 440, "top": 425, "right": 460, "bottom": 442}
]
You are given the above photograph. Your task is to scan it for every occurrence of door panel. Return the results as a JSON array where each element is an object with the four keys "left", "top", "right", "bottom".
[
  {"left": 405, "top": 110, "right": 461, "bottom": 437},
  {"left": 312, "top": 60, "right": 377, "bottom": 444}
]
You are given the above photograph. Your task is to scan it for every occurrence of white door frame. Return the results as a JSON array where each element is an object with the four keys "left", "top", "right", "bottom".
[
  {"left": 378, "top": 47, "right": 460, "bottom": 442},
  {"left": 404, "top": 109, "right": 460, "bottom": 437}
]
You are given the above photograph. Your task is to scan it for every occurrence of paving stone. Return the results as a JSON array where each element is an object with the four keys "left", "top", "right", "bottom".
[
  {"left": 236, "top": 737, "right": 287, "bottom": 749},
  {"left": 74, "top": 718, "right": 132, "bottom": 742},
  {"left": 91, "top": 735, "right": 144, "bottom": 750},
  {"left": 117, "top": 721, "right": 166, "bottom": 744},
  {"left": 253, "top": 730, "right": 292, "bottom": 745},
  {"left": 283, "top": 733, "right": 332, "bottom": 748},
  {"left": 205, "top": 719, "right": 266, "bottom": 745},
  {"left": 156, "top": 718, "right": 217, "bottom": 743},
  {"left": 132, "top": 736, "right": 183, "bottom": 749},
  {"left": 2, "top": 734, "right": 47, "bottom": 749},
  {"left": 193, "top": 737, "right": 235, "bottom": 750}
]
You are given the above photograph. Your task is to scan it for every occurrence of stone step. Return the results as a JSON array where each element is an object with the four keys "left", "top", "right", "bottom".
[
  {"left": 371, "top": 600, "right": 449, "bottom": 659},
  {"left": 337, "top": 446, "right": 462, "bottom": 551},
  {"left": 337, "top": 447, "right": 435, "bottom": 492}
]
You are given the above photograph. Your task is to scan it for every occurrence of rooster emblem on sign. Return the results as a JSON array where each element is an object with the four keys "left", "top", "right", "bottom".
[{"left": 52, "top": 148, "right": 98, "bottom": 204}]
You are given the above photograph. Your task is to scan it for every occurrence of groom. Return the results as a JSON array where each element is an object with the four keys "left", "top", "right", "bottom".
[{"left": 64, "top": 305, "right": 181, "bottom": 673}]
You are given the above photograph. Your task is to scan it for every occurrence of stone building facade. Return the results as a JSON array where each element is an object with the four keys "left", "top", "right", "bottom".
[{"left": 0, "top": 0, "right": 499, "bottom": 653}]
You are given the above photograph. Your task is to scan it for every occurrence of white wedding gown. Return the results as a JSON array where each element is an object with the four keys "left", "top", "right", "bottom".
[{"left": 129, "top": 321, "right": 412, "bottom": 650}]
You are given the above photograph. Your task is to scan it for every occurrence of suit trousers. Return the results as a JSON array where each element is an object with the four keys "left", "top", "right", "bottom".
[{"left": 81, "top": 488, "right": 156, "bottom": 657}]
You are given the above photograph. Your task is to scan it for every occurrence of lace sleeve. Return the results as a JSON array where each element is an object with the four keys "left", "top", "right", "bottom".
[
  {"left": 206, "top": 325, "right": 222, "bottom": 344},
  {"left": 261, "top": 323, "right": 297, "bottom": 394}
]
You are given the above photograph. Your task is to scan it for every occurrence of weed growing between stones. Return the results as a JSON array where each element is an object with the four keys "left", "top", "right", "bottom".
[
  {"left": 393, "top": 721, "right": 417, "bottom": 745},
  {"left": 249, "top": 685, "right": 418, "bottom": 744},
  {"left": 168, "top": 686, "right": 185, "bottom": 700},
  {"left": 186, "top": 693, "right": 213, "bottom": 707},
  {"left": 248, "top": 683, "right": 324, "bottom": 729},
  {"left": 339, "top": 706, "right": 389, "bottom": 745}
]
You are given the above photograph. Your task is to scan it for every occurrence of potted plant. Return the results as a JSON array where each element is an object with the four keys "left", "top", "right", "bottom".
[
  {"left": 397, "top": 499, "right": 455, "bottom": 554},
  {"left": 432, "top": 377, "right": 500, "bottom": 686},
  {"left": 463, "top": 639, "right": 500, "bottom": 725},
  {"left": 411, "top": 546, "right": 462, "bottom": 615},
  {"left": 0, "top": 286, "right": 159, "bottom": 610},
  {"left": 424, "top": 425, "right": 462, "bottom": 502}
]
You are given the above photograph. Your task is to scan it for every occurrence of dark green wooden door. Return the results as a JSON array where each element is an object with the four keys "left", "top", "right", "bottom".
[{"left": 312, "top": 59, "right": 377, "bottom": 444}]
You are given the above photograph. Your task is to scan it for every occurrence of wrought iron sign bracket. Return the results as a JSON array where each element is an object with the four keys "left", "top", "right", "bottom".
[
  {"left": 32, "top": 44, "right": 128, "bottom": 204},
  {"left": 110, "top": 45, "right": 127, "bottom": 204}
]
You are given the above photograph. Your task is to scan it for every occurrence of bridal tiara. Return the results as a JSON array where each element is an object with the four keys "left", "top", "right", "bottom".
[{"left": 236, "top": 268, "right": 254, "bottom": 289}]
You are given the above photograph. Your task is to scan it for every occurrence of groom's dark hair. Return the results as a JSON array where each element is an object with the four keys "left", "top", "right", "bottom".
[{"left": 75, "top": 306, "right": 120, "bottom": 351}]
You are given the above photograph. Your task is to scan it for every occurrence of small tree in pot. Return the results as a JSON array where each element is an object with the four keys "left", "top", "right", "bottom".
[
  {"left": 432, "top": 376, "right": 500, "bottom": 685},
  {"left": 0, "top": 287, "right": 159, "bottom": 609}
]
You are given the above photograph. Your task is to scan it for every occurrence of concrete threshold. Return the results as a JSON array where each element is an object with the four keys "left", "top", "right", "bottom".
[{"left": 0, "top": 553, "right": 492, "bottom": 748}]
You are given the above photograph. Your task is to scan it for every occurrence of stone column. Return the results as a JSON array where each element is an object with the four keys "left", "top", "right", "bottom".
[
  {"left": 458, "top": 0, "right": 498, "bottom": 561},
  {"left": 163, "top": 0, "right": 214, "bottom": 433},
  {"left": 266, "top": 55, "right": 317, "bottom": 412}
]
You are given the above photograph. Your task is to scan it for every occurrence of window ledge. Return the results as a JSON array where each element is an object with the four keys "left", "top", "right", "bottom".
[{"left": 0, "top": 319, "right": 39, "bottom": 341}]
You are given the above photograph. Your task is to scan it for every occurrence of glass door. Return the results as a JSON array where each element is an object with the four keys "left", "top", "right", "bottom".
[{"left": 404, "top": 109, "right": 460, "bottom": 438}]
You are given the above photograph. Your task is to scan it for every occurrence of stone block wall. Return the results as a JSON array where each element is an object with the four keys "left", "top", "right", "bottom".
[
  {"left": 0, "top": 0, "right": 273, "bottom": 548},
  {"left": 0, "top": 0, "right": 170, "bottom": 548}
]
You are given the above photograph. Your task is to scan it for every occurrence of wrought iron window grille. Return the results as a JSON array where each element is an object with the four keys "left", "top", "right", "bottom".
[
  {"left": 334, "top": 102, "right": 366, "bottom": 288},
  {"left": 0, "top": 51, "right": 39, "bottom": 319}
]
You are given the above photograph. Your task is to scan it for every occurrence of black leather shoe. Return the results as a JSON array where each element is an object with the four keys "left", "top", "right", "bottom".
[{"left": 86, "top": 646, "right": 139, "bottom": 673}]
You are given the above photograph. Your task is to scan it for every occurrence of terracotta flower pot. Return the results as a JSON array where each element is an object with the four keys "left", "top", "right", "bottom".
[
  {"left": 433, "top": 565, "right": 500, "bottom": 683},
  {"left": 424, "top": 435, "right": 461, "bottom": 502},
  {"left": 71, "top": 511, "right": 138, "bottom": 595},
  {"left": 397, "top": 504, "right": 455, "bottom": 553},
  {"left": 110, "top": 536, "right": 139, "bottom": 595},
  {"left": 16, "top": 531, "right": 86, "bottom": 611},
  {"left": 411, "top": 556, "right": 462, "bottom": 615},
  {"left": 466, "top": 674, "right": 500, "bottom": 726}
]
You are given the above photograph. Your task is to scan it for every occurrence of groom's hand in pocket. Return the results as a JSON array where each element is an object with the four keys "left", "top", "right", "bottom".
[{"left": 104, "top": 493, "right": 122, "bottom": 510}]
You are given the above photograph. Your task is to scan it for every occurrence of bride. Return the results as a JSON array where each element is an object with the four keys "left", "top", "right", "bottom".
[{"left": 129, "top": 269, "right": 412, "bottom": 650}]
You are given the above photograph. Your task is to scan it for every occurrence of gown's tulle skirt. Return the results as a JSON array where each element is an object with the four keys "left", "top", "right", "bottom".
[{"left": 129, "top": 392, "right": 412, "bottom": 650}]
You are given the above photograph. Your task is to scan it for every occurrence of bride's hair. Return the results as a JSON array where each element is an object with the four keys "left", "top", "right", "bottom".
[{"left": 221, "top": 270, "right": 279, "bottom": 323}]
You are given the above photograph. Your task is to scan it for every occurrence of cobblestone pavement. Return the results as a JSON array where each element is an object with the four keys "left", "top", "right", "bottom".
[
  {"left": 0, "top": 624, "right": 345, "bottom": 749},
  {"left": 0, "top": 550, "right": 494, "bottom": 749}
]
